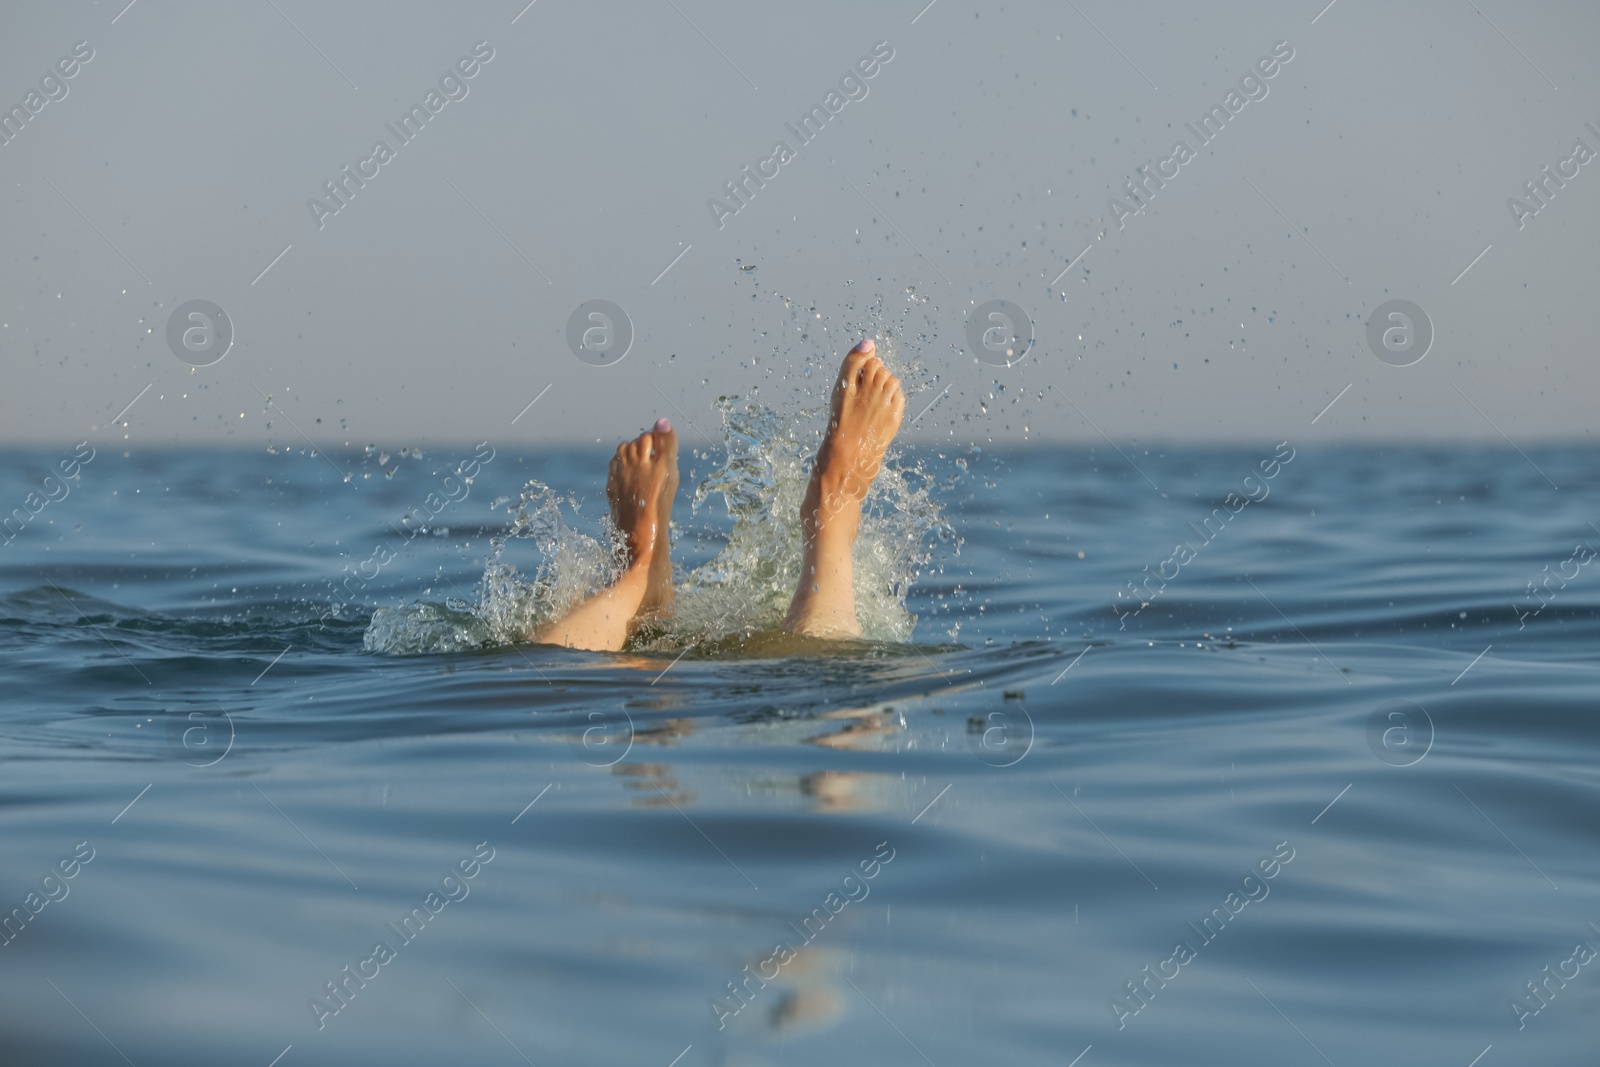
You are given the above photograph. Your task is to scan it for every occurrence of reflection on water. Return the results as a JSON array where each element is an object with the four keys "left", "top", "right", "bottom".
[
  {"left": 806, "top": 703, "right": 907, "bottom": 753},
  {"left": 724, "top": 947, "right": 850, "bottom": 1040},
  {"left": 613, "top": 762, "right": 693, "bottom": 808},
  {"left": 799, "top": 770, "right": 885, "bottom": 814}
]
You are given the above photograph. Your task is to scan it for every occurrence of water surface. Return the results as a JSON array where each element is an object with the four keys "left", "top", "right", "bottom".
[{"left": 1, "top": 442, "right": 1596, "bottom": 1066}]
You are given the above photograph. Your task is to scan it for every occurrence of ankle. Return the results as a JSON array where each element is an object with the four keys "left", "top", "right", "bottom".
[
  {"left": 811, "top": 460, "right": 862, "bottom": 502},
  {"left": 805, "top": 471, "right": 862, "bottom": 518}
]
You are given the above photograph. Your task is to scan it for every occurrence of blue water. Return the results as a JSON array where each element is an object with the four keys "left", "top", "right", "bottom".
[{"left": 1, "top": 441, "right": 1597, "bottom": 1066}]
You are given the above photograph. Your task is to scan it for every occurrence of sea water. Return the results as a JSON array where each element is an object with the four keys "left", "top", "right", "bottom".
[{"left": 0, "top": 430, "right": 1597, "bottom": 1065}]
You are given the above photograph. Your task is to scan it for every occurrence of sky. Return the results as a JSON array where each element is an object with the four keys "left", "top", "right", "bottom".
[{"left": 1, "top": 0, "right": 1596, "bottom": 449}]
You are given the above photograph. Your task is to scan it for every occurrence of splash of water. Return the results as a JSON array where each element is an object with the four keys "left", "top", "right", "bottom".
[
  {"left": 659, "top": 387, "right": 945, "bottom": 648},
  {"left": 364, "top": 481, "right": 620, "bottom": 655},
  {"left": 366, "top": 321, "right": 951, "bottom": 656}
]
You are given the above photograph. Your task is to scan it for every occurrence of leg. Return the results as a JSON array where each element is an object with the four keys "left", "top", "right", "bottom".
[
  {"left": 783, "top": 340, "right": 904, "bottom": 638},
  {"left": 532, "top": 420, "right": 678, "bottom": 651}
]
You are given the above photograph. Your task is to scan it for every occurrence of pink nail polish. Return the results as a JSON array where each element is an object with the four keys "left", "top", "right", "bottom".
[
  {"left": 654, "top": 418, "right": 672, "bottom": 433},
  {"left": 856, "top": 338, "right": 875, "bottom": 353}
]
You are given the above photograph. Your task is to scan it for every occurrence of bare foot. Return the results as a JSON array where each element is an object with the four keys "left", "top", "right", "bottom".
[
  {"left": 638, "top": 419, "right": 678, "bottom": 619},
  {"left": 532, "top": 421, "right": 676, "bottom": 652},
  {"left": 783, "top": 339, "right": 905, "bottom": 637},
  {"left": 607, "top": 423, "right": 674, "bottom": 577}
]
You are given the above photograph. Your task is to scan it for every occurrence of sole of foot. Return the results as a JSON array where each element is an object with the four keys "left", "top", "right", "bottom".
[
  {"left": 806, "top": 338, "right": 905, "bottom": 544},
  {"left": 607, "top": 419, "right": 677, "bottom": 584},
  {"left": 641, "top": 418, "right": 678, "bottom": 617}
]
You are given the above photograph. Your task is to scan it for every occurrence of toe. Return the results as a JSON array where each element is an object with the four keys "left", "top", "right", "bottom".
[
  {"left": 841, "top": 342, "right": 877, "bottom": 380},
  {"left": 653, "top": 424, "right": 678, "bottom": 462}
]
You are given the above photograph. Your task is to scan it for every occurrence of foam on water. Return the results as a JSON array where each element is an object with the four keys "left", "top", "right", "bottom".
[{"left": 364, "top": 334, "right": 953, "bottom": 656}]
